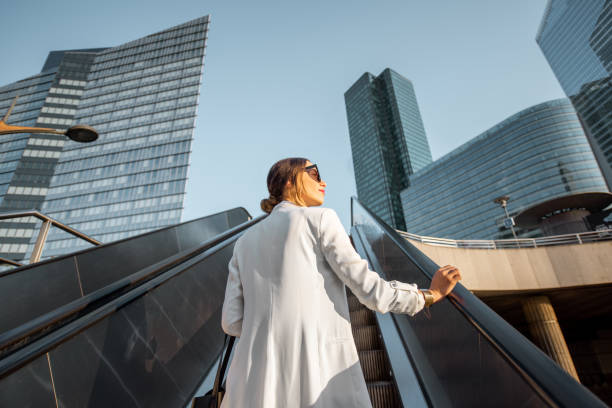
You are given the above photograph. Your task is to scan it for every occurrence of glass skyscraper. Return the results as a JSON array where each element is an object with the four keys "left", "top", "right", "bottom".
[
  {"left": 0, "top": 16, "right": 209, "bottom": 261},
  {"left": 400, "top": 99, "right": 607, "bottom": 240},
  {"left": 0, "top": 48, "right": 104, "bottom": 260},
  {"left": 0, "top": 71, "right": 58, "bottom": 258},
  {"left": 344, "top": 68, "right": 432, "bottom": 230},
  {"left": 537, "top": 0, "right": 612, "bottom": 191}
]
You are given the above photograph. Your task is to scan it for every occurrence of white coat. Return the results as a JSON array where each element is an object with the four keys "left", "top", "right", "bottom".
[{"left": 221, "top": 201, "right": 425, "bottom": 408}]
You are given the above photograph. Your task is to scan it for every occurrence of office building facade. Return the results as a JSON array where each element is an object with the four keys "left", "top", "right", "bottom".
[
  {"left": 537, "top": 0, "right": 612, "bottom": 191},
  {"left": 0, "top": 48, "right": 104, "bottom": 259},
  {"left": 0, "top": 71, "right": 58, "bottom": 258},
  {"left": 400, "top": 99, "right": 607, "bottom": 239},
  {"left": 345, "top": 68, "right": 432, "bottom": 230},
  {"left": 0, "top": 16, "right": 209, "bottom": 260}
]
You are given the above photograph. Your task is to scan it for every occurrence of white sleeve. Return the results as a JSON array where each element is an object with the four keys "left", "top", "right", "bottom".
[
  {"left": 221, "top": 241, "right": 243, "bottom": 337},
  {"left": 319, "top": 209, "right": 425, "bottom": 316}
]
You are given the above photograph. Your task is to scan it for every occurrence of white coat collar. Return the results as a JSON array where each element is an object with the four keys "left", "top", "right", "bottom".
[{"left": 273, "top": 200, "right": 301, "bottom": 212}]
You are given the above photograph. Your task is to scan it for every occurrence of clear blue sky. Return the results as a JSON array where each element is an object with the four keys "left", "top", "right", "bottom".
[{"left": 1, "top": 0, "right": 565, "bottom": 229}]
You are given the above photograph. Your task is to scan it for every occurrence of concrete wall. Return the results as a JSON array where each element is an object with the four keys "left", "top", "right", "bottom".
[{"left": 409, "top": 240, "right": 612, "bottom": 292}]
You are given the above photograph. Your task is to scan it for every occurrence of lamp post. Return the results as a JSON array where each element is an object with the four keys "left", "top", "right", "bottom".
[
  {"left": 0, "top": 96, "right": 98, "bottom": 143},
  {"left": 493, "top": 195, "right": 518, "bottom": 240}
]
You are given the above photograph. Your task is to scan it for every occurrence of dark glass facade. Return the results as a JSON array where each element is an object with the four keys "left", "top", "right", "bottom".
[
  {"left": 400, "top": 99, "right": 607, "bottom": 239},
  {"left": 344, "top": 68, "right": 432, "bottom": 230},
  {"left": 0, "top": 16, "right": 209, "bottom": 261},
  {"left": 537, "top": 0, "right": 612, "bottom": 191}
]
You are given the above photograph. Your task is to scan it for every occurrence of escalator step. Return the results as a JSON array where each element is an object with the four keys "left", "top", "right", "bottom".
[
  {"left": 359, "top": 350, "right": 391, "bottom": 381},
  {"left": 350, "top": 308, "right": 376, "bottom": 327},
  {"left": 352, "top": 325, "right": 381, "bottom": 350},
  {"left": 367, "top": 381, "right": 401, "bottom": 408},
  {"left": 346, "top": 289, "right": 401, "bottom": 407},
  {"left": 348, "top": 295, "right": 362, "bottom": 311}
]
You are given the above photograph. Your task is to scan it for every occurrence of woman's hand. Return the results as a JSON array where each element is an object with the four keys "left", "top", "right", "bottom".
[{"left": 428, "top": 265, "right": 461, "bottom": 303}]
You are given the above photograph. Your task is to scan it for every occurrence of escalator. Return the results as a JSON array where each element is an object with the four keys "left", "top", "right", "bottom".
[
  {"left": 0, "top": 207, "right": 260, "bottom": 407},
  {"left": 0, "top": 200, "right": 607, "bottom": 407}
]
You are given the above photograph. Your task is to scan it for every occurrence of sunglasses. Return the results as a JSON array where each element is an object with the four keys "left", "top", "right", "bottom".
[{"left": 304, "top": 164, "right": 321, "bottom": 182}]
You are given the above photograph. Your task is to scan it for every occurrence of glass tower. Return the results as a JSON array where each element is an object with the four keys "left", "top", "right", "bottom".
[
  {"left": 0, "top": 16, "right": 209, "bottom": 261},
  {"left": 0, "top": 48, "right": 104, "bottom": 260},
  {"left": 400, "top": 99, "right": 607, "bottom": 240},
  {"left": 344, "top": 68, "right": 432, "bottom": 230},
  {"left": 537, "top": 0, "right": 612, "bottom": 191},
  {"left": 0, "top": 71, "right": 56, "bottom": 258}
]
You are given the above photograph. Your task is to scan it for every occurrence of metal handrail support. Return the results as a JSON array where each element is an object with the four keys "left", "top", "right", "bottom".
[
  {"left": 0, "top": 210, "right": 101, "bottom": 263},
  {"left": 0, "top": 257, "right": 22, "bottom": 267},
  {"left": 29, "top": 220, "right": 51, "bottom": 264}
]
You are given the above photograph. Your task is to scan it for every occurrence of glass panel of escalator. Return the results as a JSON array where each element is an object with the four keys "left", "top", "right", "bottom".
[
  {"left": 0, "top": 232, "right": 239, "bottom": 407},
  {"left": 0, "top": 353, "right": 56, "bottom": 407}
]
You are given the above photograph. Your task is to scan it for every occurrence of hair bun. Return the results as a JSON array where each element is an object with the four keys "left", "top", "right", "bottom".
[{"left": 260, "top": 196, "right": 281, "bottom": 213}]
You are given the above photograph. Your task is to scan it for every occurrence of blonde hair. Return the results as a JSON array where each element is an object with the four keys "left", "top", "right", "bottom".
[{"left": 260, "top": 157, "right": 308, "bottom": 213}]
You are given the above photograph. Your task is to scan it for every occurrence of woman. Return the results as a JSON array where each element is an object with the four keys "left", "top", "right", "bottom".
[{"left": 221, "top": 158, "right": 461, "bottom": 407}]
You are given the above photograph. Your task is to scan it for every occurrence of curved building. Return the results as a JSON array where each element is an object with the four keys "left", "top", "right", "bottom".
[{"left": 400, "top": 98, "right": 608, "bottom": 239}]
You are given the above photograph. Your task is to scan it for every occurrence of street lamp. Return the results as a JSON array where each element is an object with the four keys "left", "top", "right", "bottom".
[
  {"left": 493, "top": 195, "right": 519, "bottom": 240},
  {"left": 0, "top": 96, "right": 98, "bottom": 143}
]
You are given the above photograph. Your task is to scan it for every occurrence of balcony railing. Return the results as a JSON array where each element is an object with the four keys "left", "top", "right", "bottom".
[{"left": 398, "top": 229, "right": 612, "bottom": 249}]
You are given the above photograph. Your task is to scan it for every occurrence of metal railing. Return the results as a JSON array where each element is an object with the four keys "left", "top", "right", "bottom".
[
  {"left": 397, "top": 229, "right": 612, "bottom": 249},
  {"left": 0, "top": 210, "right": 101, "bottom": 264}
]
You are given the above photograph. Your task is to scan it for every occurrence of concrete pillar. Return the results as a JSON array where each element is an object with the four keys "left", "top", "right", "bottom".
[{"left": 521, "top": 295, "right": 580, "bottom": 382}]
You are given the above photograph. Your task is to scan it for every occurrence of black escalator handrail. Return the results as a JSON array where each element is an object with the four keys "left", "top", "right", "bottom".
[
  {"left": 0, "top": 214, "right": 266, "bottom": 376},
  {"left": 0, "top": 206, "right": 251, "bottom": 278},
  {"left": 350, "top": 196, "right": 605, "bottom": 408}
]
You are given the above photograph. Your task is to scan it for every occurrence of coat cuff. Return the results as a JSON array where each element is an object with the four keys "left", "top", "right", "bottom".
[{"left": 389, "top": 281, "right": 425, "bottom": 316}]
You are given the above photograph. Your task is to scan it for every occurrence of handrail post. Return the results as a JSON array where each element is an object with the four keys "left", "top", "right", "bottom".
[
  {"left": 577, "top": 234, "right": 582, "bottom": 244},
  {"left": 30, "top": 220, "right": 52, "bottom": 264}
]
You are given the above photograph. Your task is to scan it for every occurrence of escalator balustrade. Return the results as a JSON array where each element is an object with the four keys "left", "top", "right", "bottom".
[{"left": 349, "top": 196, "right": 607, "bottom": 407}]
